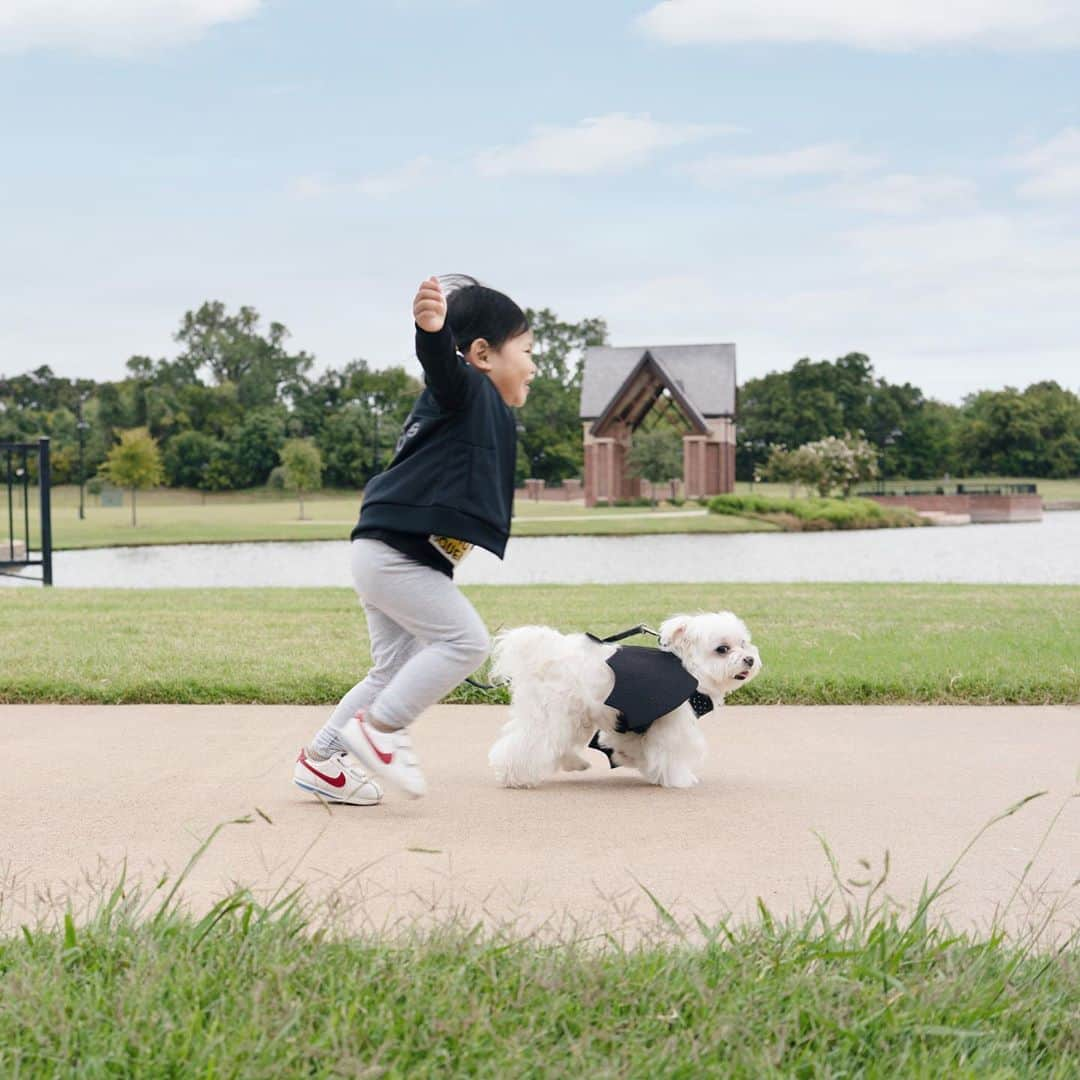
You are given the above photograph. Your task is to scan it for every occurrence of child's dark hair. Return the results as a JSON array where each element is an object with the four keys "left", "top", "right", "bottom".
[{"left": 438, "top": 274, "right": 529, "bottom": 354}]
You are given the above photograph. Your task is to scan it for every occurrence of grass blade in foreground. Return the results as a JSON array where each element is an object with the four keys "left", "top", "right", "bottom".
[{"left": 3, "top": 798, "right": 1078, "bottom": 1076}]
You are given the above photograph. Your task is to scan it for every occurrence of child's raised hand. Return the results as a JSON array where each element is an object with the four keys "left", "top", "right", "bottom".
[{"left": 413, "top": 276, "right": 447, "bottom": 333}]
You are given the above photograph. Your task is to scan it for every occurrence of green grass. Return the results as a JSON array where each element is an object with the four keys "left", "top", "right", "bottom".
[
  {"left": 10, "top": 486, "right": 774, "bottom": 550},
  {"left": 2, "top": 583, "right": 1077, "bottom": 705},
  {"left": 2, "top": 808, "right": 1078, "bottom": 1078},
  {"left": 511, "top": 510, "right": 778, "bottom": 536},
  {"left": 710, "top": 493, "right": 924, "bottom": 530}
]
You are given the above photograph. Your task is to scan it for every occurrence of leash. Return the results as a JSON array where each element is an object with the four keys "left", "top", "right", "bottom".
[{"left": 465, "top": 623, "right": 659, "bottom": 692}]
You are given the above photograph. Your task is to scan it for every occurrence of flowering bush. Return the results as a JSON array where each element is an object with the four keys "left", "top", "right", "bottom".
[{"left": 763, "top": 433, "right": 878, "bottom": 497}]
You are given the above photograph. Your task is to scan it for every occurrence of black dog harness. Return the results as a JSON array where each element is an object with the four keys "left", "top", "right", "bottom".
[
  {"left": 585, "top": 634, "right": 714, "bottom": 769},
  {"left": 464, "top": 624, "right": 714, "bottom": 770}
]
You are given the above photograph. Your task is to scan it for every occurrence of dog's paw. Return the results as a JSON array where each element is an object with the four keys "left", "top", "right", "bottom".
[
  {"left": 660, "top": 770, "right": 699, "bottom": 789},
  {"left": 559, "top": 752, "right": 591, "bottom": 773}
]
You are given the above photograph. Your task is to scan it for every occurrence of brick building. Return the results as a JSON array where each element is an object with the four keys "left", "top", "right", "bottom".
[{"left": 579, "top": 344, "right": 737, "bottom": 506}]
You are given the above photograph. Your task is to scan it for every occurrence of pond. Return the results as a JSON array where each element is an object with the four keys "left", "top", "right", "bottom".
[{"left": 4, "top": 512, "right": 1078, "bottom": 588}]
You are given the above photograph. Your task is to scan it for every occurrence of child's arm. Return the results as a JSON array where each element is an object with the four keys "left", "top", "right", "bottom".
[{"left": 413, "top": 276, "right": 467, "bottom": 410}]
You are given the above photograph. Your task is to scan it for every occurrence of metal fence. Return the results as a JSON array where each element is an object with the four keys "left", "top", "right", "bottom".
[
  {"left": 860, "top": 482, "right": 1039, "bottom": 498},
  {"left": 956, "top": 483, "right": 1038, "bottom": 495},
  {"left": 1, "top": 437, "right": 53, "bottom": 586}
]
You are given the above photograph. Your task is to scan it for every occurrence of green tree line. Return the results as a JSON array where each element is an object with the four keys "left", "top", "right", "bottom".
[
  {"left": 2, "top": 304, "right": 1077, "bottom": 490},
  {"left": 737, "top": 353, "right": 1080, "bottom": 481}
]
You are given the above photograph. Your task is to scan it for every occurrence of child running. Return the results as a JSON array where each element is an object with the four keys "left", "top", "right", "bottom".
[{"left": 293, "top": 274, "right": 535, "bottom": 803}]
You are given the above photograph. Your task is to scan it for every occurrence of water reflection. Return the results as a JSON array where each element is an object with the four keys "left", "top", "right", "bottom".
[{"left": 4, "top": 513, "right": 1078, "bottom": 588}]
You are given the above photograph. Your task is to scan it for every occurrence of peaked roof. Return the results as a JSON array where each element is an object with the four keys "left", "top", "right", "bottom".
[
  {"left": 580, "top": 343, "right": 736, "bottom": 420},
  {"left": 590, "top": 351, "right": 708, "bottom": 436}
]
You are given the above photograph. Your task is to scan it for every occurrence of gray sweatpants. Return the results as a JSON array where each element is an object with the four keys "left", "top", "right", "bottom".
[{"left": 324, "top": 538, "right": 490, "bottom": 733}]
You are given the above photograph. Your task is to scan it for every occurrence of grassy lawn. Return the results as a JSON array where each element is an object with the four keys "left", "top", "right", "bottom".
[
  {"left": 9, "top": 486, "right": 772, "bottom": 549},
  {"left": 2, "top": 583, "right": 1076, "bottom": 705},
  {"left": 4, "top": 869, "right": 1077, "bottom": 1077},
  {"left": 10, "top": 475, "right": 1073, "bottom": 550},
  {"left": 511, "top": 511, "right": 778, "bottom": 536}
]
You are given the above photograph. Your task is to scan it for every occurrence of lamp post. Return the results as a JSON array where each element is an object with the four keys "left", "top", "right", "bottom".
[
  {"left": 879, "top": 428, "right": 902, "bottom": 494},
  {"left": 76, "top": 396, "right": 90, "bottom": 520}
]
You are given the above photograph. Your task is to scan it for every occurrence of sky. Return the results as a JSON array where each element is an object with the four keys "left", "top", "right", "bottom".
[{"left": 2, "top": 0, "right": 1079, "bottom": 403}]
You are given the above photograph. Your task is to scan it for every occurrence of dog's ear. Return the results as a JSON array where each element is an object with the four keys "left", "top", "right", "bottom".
[{"left": 658, "top": 614, "right": 691, "bottom": 650}]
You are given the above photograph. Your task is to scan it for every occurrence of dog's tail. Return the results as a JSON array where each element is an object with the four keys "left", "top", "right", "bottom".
[{"left": 490, "top": 625, "right": 570, "bottom": 687}]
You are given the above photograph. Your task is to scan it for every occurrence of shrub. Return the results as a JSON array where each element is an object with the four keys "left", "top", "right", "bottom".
[
  {"left": 763, "top": 434, "right": 878, "bottom": 497},
  {"left": 708, "top": 493, "right": 920, "bottom": 530}
]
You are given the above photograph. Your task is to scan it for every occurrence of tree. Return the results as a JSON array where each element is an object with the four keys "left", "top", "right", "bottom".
[
  {"left": 737, "top": 353, "right": 958, "bottom": 481},
  {"left": 99, "top": 427, "right": 164, "bottom": 526},
  {"left": 174, "top": 301, "right": 314, "bottom": 409},
  {"left": 515, "top": 308, "right": 609, "bottom": 484},
  {"left": 163, "top": 430, "right": 224, "bottom": 488},
  {"left": 226, "top": 406, "right": 287, "bottom": 488},
  {"left": 760, "top": 443, "right": 801, "bottom": 495},
  {"left": 958, "top": 382, "right": 1080, "bottom": 478},
  {"left": 317, "top": 404, "right": 375, "bottom": 488},
  {"left": 763, "top": 433, "right": 877, "bottom": 497},
  {"left": 625, "top": 429, "right": 684, "bottom": 507},
  {"left": 279, "top": 438, "right": 323, "bottom": 519}
]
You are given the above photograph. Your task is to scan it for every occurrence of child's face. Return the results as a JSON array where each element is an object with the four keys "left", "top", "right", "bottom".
[{"left": 466, "top": 329, "right": 536, "bottom": 407}]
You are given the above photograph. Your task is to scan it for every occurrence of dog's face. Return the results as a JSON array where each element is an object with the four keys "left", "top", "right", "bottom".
[{"left": 658, "top": 611, "right": 761, "bottom": 698}]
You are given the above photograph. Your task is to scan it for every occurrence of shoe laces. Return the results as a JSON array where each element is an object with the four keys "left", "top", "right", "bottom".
[{"left": 332, "top": 751, "right": 373, "bottom": 781}]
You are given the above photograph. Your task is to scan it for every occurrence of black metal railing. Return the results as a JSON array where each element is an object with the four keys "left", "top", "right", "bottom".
[
  {"left": 1, "top": 437, "right": 52, "bottom": 586},
  {"left": 859, "top": 482, "right": 1039, "bottom": 498},
  {"left": 956, "top": 483, "right": 1038, "bottom": 495}
]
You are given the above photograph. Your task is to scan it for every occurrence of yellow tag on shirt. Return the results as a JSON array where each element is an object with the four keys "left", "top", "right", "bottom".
[{"left": 429, "top": 534, "right": 474, "bottom": 566}]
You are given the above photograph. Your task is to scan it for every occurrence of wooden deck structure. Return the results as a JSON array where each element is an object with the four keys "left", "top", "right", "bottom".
[{"left": 579, "top": 344, "right": 736, "bottom": 506}]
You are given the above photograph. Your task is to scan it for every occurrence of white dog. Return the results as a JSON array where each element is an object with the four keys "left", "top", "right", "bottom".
[{"left": 487, "top": 612, "right": 761, "bottom": 789}]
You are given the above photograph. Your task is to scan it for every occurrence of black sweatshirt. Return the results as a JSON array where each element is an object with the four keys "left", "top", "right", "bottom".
[{"left": 351, "top": 322, "right": 518, "bottom": 575}]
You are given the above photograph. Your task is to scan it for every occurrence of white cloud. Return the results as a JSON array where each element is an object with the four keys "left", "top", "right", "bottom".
[
  {"left": 1012, "top": 128, "right": 1080, "bottom": 200},
  {"left": 682, "top": 141, "right": 880, "bottom": 186},
  {"left": 0, "top": 0, "right": 262, "bottom": 56},
  {"left": 290, "top": 157, "right": 436, "bottom": 201},
  {"left": 354, "top": 156, "right": 435, "bottom": 198},
  {"left": 636, "top": 0, "right": 1080, "bottom": 50},
  {"left": 825, "top": 173, "right": 977, "bottom": 216},
  {"left": 474, "top": 113, "right": 736, "bottom": 177},
  {"left": 682, "top": 144, "right": 977, "bottom": 216},
  {"left": 289, "top": 175, "right": 335, "bottom": 200},
  {"left": 592, "top": 206, "right": 1080, "bottom": 400}
]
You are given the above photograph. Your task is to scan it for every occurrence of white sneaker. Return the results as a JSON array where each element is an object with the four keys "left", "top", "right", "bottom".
[
  {"left": 338, "top": 710, "right": 427, "bottom": 799},
  {"left": 293, "top": 748, "right": 383, "bottom": 806}
]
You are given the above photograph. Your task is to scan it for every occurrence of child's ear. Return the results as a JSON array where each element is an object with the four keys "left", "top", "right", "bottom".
[{"left": 464, "top": 338, "right": 492, "bottom": 371}]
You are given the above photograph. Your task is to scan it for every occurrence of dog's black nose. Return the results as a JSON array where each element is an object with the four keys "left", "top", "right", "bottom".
[{"left": 744, "top": 656, "right": 755, "bottom": 667}]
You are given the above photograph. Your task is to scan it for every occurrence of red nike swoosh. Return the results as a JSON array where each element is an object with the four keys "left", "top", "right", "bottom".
[
  {"left": 299, "top": 752, "right": 347, "bottom": 788},
  {"left": 359, "top": 721, "right": 393, "bottom": 765}
]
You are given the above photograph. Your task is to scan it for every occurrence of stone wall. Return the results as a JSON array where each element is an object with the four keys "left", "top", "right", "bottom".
[
  {"left": 865, "top": 493, "right": 1043, "bottom": 523},
  {"left": 516, "top": 478, "right": 585, "bottom": 502}
]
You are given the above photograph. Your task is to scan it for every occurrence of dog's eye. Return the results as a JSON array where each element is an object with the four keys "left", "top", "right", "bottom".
[{"left": 715, "top": 645, "right": 729, "bottom": 654}]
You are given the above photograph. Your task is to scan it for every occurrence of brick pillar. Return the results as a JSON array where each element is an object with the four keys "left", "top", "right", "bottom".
[{"left": 683, "top": 436, "right": 705, "bottom": 497}]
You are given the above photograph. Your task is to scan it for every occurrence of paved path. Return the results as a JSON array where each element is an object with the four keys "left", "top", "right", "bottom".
[{"left": 2, "top": 705, "right": 1077, "bottom": 940}]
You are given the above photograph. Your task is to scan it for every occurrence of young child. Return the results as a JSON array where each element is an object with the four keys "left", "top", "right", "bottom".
[{"left": 293, "top": 274, "right": 535, "bottom": 802}]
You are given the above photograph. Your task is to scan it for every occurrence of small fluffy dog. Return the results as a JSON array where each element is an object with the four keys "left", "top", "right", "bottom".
[{"left": 488, "top": 612, "right": 761, "bottom": 789}]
